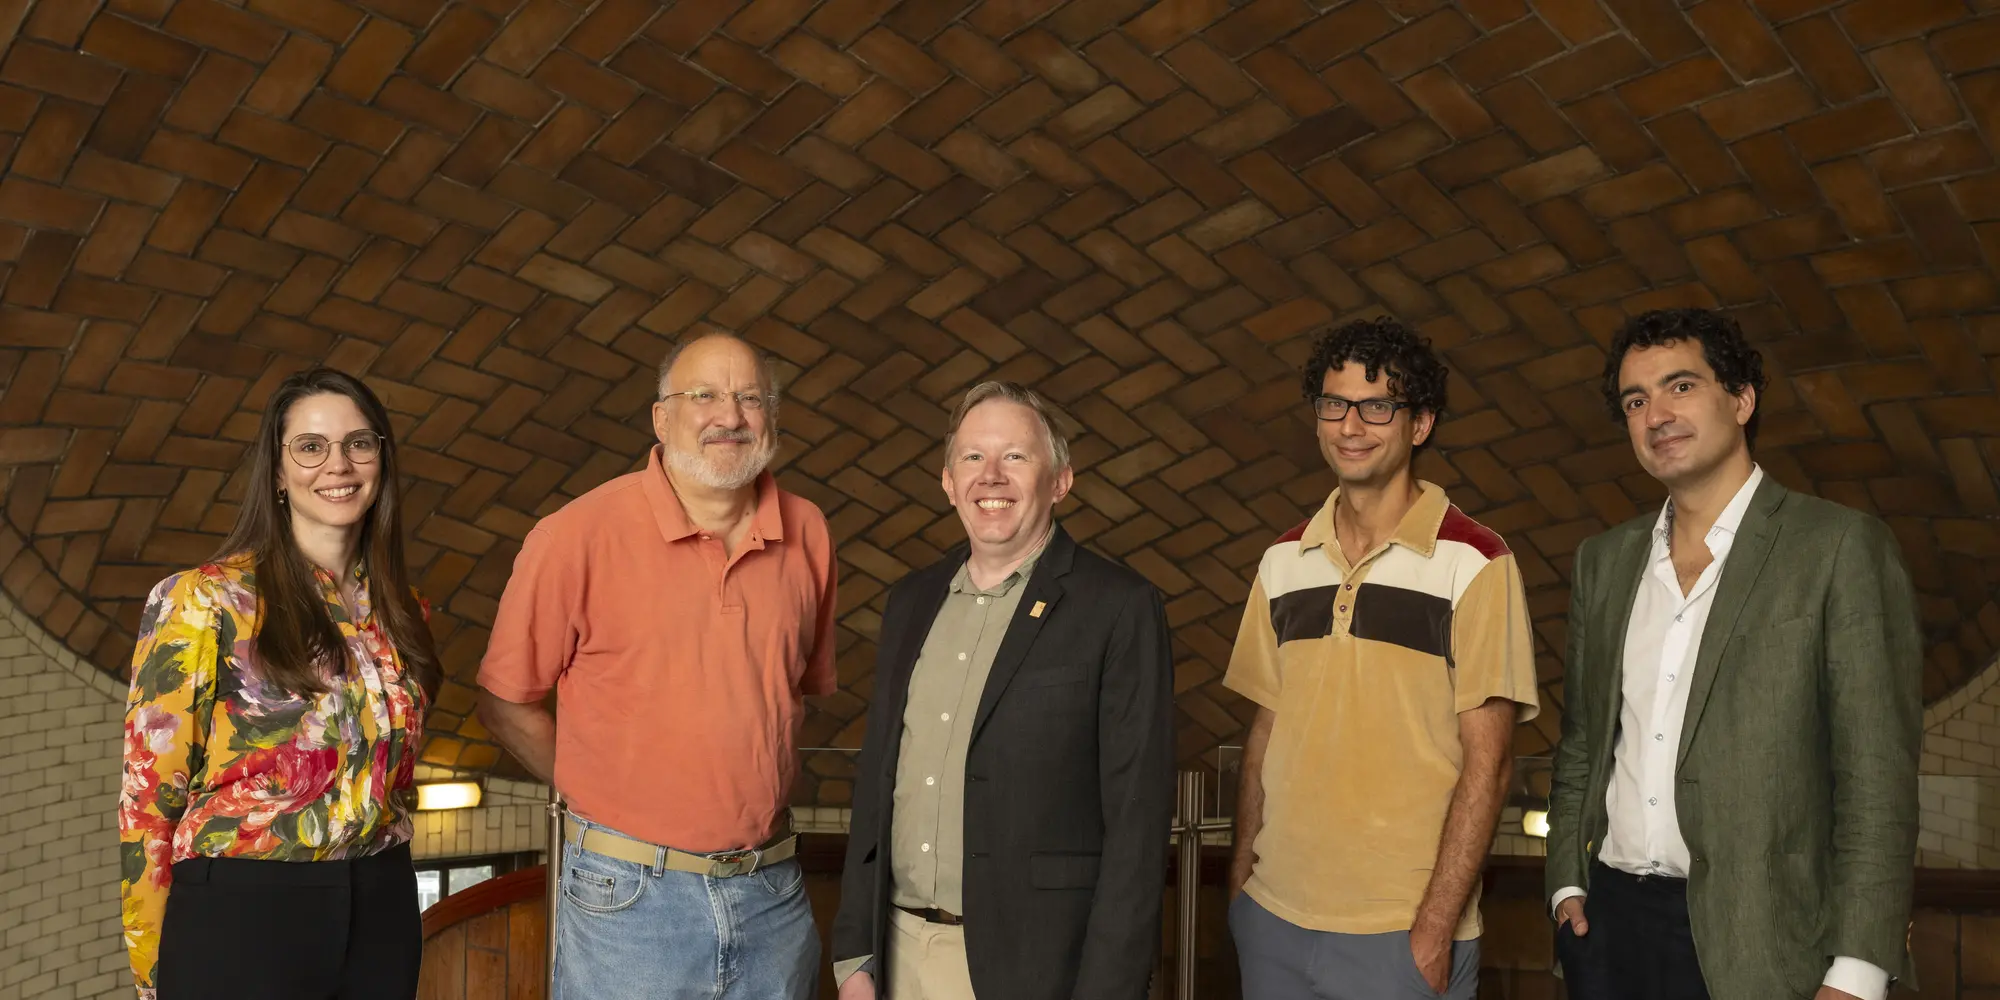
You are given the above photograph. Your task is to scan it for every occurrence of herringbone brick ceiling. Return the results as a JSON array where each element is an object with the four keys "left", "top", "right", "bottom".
[{"left": 2, "top": 0, "right": 1996, "bottom": 792}]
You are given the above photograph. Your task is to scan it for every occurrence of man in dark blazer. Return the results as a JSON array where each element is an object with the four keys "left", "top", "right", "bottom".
[
  {"left": 1547, "top": 308, "right": 1922, "bottom": 1000},
  {"left": 832, "top": 380, "right": 1174, "bottom": 1000}
]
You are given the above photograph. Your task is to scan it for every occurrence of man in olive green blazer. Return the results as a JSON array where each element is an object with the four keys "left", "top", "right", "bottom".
[{"left": 1545, "top": 309, "right": 1922, "bottom": 1000}]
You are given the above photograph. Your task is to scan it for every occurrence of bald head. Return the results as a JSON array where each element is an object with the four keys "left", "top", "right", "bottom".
[{"left": 656, "top": 334, "right": 775, "bottom": 400}]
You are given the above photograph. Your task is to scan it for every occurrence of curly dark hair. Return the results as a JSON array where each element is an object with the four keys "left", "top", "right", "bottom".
[
  {"left": 1600, "top": 308, "right": 1768, "bottom": 447},
  {"left": 1300, "top": 317, "right": 1449, "bottom": 450}
]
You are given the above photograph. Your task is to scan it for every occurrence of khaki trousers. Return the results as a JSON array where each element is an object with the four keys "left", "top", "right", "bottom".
[{"left": 887, "top": 908, "right": 977, "bottom": 1000}]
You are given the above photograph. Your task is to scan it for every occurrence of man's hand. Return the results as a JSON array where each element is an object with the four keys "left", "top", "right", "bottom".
[
  {"left": 1812, "top": 988, "right": 1862, "bottom": 1000},
  {"left": 1226, "top": 848, "right": 1255, "bottom": 899},
  {"left": 1555, "top": 896, "right": 1589, "bottom": 935},
  {"left": 838, "top": 970, "right": 876, "bottom": 1000},
  {"left": 1410, "top": 926, "right": 1452, "bottom": 994}
]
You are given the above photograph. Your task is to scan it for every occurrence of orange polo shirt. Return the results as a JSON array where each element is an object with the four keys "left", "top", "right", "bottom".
[{"left": 479, "top": 447, "right": 837, "bottom": 853}]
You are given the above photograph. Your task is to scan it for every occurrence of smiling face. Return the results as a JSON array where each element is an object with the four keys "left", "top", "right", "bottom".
[
  {"left": 651, "top": 336, "right": 777, "bottom": 492},
  {"left": 1617, "top": 338, "right": 1756, "bottom": 489},
  {"left": 1316, "top": 362, "right": 1434, "bottom": 488},
  {"left": 941, "top": 399, "right": 1073, "bottom": 556},
  {"left": 279, "top": 392, "right": 381, "bottom": 532}
]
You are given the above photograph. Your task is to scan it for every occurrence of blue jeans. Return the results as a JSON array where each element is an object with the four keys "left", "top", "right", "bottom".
[{"left": 553, "top": 816, "right": 819, "bottom": 1000}]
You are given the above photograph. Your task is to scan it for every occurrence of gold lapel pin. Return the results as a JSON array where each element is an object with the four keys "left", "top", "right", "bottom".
[{"left": 1030, "top": 600, "right": 1046, "bottom": 618}]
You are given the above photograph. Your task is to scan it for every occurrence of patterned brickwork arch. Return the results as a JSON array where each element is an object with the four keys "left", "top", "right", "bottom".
[{"left": 0, "top": 0, "right": 1995, "bottom": 799}]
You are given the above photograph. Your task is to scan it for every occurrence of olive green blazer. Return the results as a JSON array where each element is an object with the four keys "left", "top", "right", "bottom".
[{"left": 1545, "top": 474, "right": 1922, "bottom": 1000}]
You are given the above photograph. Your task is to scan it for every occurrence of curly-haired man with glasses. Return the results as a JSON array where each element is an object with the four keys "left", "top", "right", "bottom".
[{"left": 1225, "top": 318, "right": 1540, "bottom": 999}]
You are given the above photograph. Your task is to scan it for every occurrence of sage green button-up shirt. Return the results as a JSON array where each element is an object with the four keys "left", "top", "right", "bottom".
[{"left": 888, "top": 544, "right": 1043, "bottom": 914}]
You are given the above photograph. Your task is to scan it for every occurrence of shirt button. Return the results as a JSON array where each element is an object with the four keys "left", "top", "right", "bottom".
[
  {"left": 921, "top": 843, "right": 931, "bottom": 852},
  {"left": 925, "top": 776, "right": 935, "bottom": 786},
  {"left": 976, "top": 597, "right": 986, "bottom": 605},
  {"left": 1344, "top": 584, "right": 1352, "bottom": 590},
  {"left": 1667, "top": 673, "right": 1676, "bottom": 681},
  {"left": 1339, "top": 605, "right": 1347, "bottom": 612},
  {"left": 1654, "top": 733, "right": 1664, "bottom": 741},
  {"left": 1648, "top": 797, "right": 1659, "bottom": 806},
  {"left": 957, "top": 652, "right": 967, "bottom": 661},
  {"left": 1675, "top": 614, "right": 1684, "bottom": 622},
  {"left": 940, "top": 712, "right": 950, "bottom": 722}
]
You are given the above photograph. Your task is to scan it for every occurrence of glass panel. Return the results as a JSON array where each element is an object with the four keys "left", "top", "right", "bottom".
[
  {"left": 415, "top": 870, "right": 442, "bottom": 913},
  {"left": 448, "top": 864, "right": 496, "bottom": 896}
]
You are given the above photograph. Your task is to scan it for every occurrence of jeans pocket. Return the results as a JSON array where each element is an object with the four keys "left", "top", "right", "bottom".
[
  {"left": 752, "top": 857, "right": 803, "bottom": 897},
  {"left": 561, "top": 851, "right": 644, "bottom": 913}
]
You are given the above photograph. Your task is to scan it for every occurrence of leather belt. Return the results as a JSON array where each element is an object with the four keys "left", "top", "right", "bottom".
[
  {"left": 563, "top": 816, "right": 796, "bottom": 878},
  {"left": 898, "top": 905, "right": 963, "bottom": 926}
]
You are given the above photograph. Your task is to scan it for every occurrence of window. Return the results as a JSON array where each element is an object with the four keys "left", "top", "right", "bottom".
[{"left": 413, "top": 852, "right": 538, "bottom": 912}]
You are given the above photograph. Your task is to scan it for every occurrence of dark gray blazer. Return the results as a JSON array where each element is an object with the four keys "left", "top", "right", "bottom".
[
  {"left": 832, "top": 524, "right": 1174, "bottom": 1000},
  {"left": 1546, "top": 474, "right": 1923, "bottom": 999}
]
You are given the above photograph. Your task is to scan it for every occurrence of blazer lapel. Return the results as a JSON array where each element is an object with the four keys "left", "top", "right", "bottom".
[
  {"left": 969, "top": 526, "right": 1075, "bottom": 745},
  {"left": 1675, "top": 477, "right": 1788, "bottom": 768},
  {"left": 1595, "top": 528, "right": 1651, "bottom": 749}
]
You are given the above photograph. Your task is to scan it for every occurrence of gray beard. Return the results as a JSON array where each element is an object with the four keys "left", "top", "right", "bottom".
[{"left": 667, "top": 437, "right": 776, "bottom": 491}]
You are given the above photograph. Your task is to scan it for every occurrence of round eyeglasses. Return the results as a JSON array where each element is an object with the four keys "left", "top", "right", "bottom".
[
  {"left": 286, "top": 430, "right": 383, "bottom": 468},
  {"left": 1313, "top": 396, "right": 1413, "bottom": 424}
]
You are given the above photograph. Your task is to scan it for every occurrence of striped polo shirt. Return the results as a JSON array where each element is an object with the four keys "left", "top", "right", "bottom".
[{"left": 1226, "top": 481, "right": 1540, "bottom": 939}]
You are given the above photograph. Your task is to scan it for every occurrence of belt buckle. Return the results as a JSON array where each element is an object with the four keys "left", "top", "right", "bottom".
[{"left": 709, "top": 847, "right": 761, "bottom": 877}]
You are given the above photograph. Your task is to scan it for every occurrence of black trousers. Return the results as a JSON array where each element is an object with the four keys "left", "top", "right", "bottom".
[
  {"left": 1555, "top": 862, "right": 1711, "bottom": 1000},
  {"left": 157, "top": 842, "right": 422, "bottom": 1000}
]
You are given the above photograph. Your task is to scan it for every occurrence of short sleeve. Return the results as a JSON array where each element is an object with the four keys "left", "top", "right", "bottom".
[
  {"left": 1223, "top": 575, "right": 1281, "bottom": 709},
  {"left": 1449, "top": 553, "right": 1540, "bottom": 720},
  {"left": 478, "top": 527, "right": 582, "bottom": 703}
]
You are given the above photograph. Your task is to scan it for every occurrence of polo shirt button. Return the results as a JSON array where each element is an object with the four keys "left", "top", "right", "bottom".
[
  {"left": 926, "top": 776, "right": 935, "bottom": 786},
  {"left": 921, "top": 843, "right": 931, "bottom": 852},
  {"left": 976, "top": 597, "right": 986, "bottom": 605},
  {"left": 957, "top": 652, "right": 967, "bottom": 661},
  {"left": 940, "top": 712, "right": 950, "bottom": 721}
]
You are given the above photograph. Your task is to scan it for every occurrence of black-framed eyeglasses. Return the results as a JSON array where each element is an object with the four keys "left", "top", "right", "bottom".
[
  {"left": 659, "top": 389, "right": 775, "bottom": 412},
  {"left": 286, "top": 430, "right": 383, "bottom": 468},
  {"left": 1313, "top": 396, "right": 1413, "bottom": 424}
]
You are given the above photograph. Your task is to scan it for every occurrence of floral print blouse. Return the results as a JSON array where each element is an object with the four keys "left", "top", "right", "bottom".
[{"left": 118, "top": 553, "right": 428, "bottom": 997}]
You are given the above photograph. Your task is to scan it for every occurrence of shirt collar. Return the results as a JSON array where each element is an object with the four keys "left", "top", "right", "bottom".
[
  {"left": 1654, "top": 464, "right": 1764, "bottom": 545},
  {"left": 1298, "top": 480, "right": 1450, "bottom": 558},
  {"left": 951, "top": 527, "right": 1052, "bottom": 596},
  {"left": 641, "top": 445, "right": 784, "bottom": 545}
]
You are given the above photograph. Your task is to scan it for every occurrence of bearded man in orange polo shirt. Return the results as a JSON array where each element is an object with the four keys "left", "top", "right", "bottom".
[{"left": 478, "top": 333, "right": 838, "bottom": 1000}]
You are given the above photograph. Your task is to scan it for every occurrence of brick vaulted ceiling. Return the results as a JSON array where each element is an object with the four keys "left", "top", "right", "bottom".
[{"left": 0, "top": 0, "right": 1997, "bottom": 795}]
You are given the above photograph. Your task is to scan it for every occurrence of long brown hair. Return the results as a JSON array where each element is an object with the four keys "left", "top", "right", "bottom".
[{"left": 215, "top": 367, "right": 440, "bottom": 700}]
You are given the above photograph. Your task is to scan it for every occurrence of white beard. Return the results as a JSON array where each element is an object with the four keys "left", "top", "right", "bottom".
[{"left": 667, "top": 436, "right": 776, "bottom": 491}]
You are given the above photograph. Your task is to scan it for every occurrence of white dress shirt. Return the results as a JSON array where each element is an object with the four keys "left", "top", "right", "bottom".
[{"left": 1552, "top": 467, "right": 1887, "bottom": 999}]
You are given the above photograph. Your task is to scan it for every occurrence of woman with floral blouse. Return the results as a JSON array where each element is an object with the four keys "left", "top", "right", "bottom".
[{"left": 119, "top": 367, "right": 440, "bottom": 1000}]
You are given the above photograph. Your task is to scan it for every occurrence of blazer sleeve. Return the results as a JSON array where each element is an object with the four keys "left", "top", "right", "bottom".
[
  {"left": 1072, "top": 580, "right": 1175, "bottom": 1000},
  {"left": 1822, "top": 516, "right": 1922, "bottom": 973},
  {"left": 1545, "top": 535, "right": 1595, "bottom": 901},
  {"left": 831, "top": 582, "right": 908, "bottom": 971}
]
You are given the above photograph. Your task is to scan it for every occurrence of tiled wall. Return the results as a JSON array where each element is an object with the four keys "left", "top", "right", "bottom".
[
  {"left": 1920, "top": 658, "right": 2000, "bottom": 870},
  {"left": 0, "top": 601, "right": 130, "bottom": 1000}
]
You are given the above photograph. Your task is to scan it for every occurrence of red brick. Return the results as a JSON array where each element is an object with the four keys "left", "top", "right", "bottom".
[
  {"left": 1778, "top": 15, "right": 1880, "bottom": 104},
  {"left": 1785, "top": 98, "right": 1911, "bottom": 163},
  {"left": 79, "top": 11, "right": 201, "bottom": 78},
  {"left": 162, "top": 0, "right": 284, "bottom": 63},
  {"left": 325, "top": 16, "right": 413, "bottom": 100},
  {"left": 1697, "top": 73, "right": 1820, "bottom": 141}
]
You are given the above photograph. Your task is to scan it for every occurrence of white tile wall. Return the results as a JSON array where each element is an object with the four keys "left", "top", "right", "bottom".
[{"left": 0, "top": 599, "right": 132, "bottom": 1000}]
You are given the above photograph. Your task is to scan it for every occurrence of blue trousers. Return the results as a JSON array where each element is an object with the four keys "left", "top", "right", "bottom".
[{"left": 553, "top": 816, "right": 819, "bottom": 1000}]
